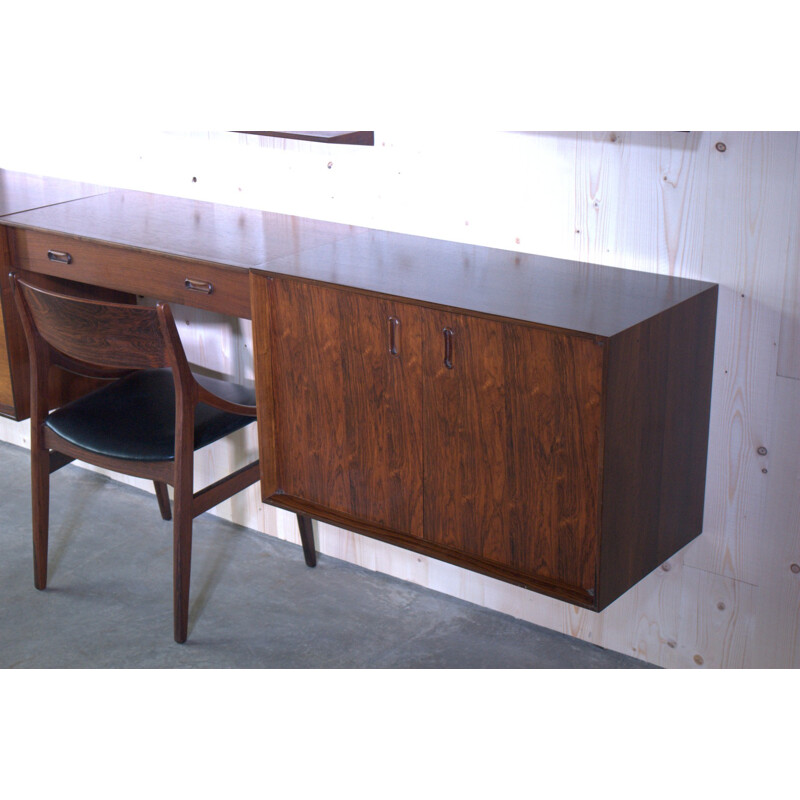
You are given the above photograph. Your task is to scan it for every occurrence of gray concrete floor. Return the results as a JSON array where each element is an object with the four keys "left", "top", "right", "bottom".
[{"left": 0, "top": 440, "right": 655, "bottom": 669}]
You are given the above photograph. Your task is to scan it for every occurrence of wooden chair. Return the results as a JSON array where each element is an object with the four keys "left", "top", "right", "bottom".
[{"left": 11, "top": 273, "right": 316, "bottom": 643}]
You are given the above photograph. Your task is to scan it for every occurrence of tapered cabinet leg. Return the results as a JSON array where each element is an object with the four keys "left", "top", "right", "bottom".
[
  {"left": 154, "top": 481, "right": 172, "bottom": 520},
  {"left": 31, "top": 447, "right": 50, "bottom": 590},
  {"left": 297, "top": 514, "right": 317, "bottom": 568}
]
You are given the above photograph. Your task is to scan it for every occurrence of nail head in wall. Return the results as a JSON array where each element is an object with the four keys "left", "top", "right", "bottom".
[
  {"left": 791, "top": 563, "right": 800, "bottom": 574},
  {"left": 661, "top": 562, "right": 671, "bottom": 571},
  {"left": 715, "top": 142, "right": 727, "bottom": 152},
  {"left": 757, "top": 446, "right": 768, "bottom": 456}
]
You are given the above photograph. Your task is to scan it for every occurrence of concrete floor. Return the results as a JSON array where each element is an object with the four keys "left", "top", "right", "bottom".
[{"left": 0, "top": 440, "right": 654, "bottom": 669}]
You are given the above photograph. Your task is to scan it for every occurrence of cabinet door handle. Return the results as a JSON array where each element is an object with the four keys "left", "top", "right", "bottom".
[
  {"left": 184, "top": 278, "right": 213, "bottom": 295},
  {"left": 443, "top": 327, "right": 454, "bottom": 369},
  {"left": 47, "top": 250, "right": 72, "bottom": 265},
  {"left": 388, "top": 316, "right": 400, "bottom": 356}
]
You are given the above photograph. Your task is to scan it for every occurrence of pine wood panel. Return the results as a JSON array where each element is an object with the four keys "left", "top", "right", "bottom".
[
  {"left": 777, "top": 155, "right": 800, "bottom": 380},
  {"left": 750, "top": 376, "right": 800, "bottom": 667},
  {"left": 683, "top": 132, "right": 797, "bottom": 588}
]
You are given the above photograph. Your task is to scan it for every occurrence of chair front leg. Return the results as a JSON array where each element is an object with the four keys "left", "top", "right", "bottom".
[
  {"left": 31, "top": 440, "right": 50, "bottom": 590},
  {"left": 172, "top": 470, "right": 193, "bottom": 644}
]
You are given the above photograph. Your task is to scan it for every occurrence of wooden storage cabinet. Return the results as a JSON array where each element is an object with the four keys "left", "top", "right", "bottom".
[{"left": 252, "top": 269, "right": 709, "bottom": 611}]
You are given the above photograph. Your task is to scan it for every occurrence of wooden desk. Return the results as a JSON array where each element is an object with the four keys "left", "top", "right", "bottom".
[
  {"left": 0, "top": 171, "right": 364, "bottom": 418},
  {"left": 0, "top": 170, "right": 718, "bottom": 611}
]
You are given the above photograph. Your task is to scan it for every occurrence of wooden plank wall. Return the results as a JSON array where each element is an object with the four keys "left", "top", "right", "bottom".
[{"left": 1, "top": 130, "right": 797, "bottom": 668}]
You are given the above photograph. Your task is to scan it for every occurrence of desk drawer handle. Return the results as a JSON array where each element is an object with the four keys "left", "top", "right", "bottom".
[
  {"left": 184, "top": 278, "right": 213, "bottom": 295},
  {"left": 47, "top": 250, "right": 72, "bottom": 265}
]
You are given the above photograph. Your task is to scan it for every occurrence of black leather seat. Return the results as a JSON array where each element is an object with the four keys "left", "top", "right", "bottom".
[{"left": 46, "top": 368, "right": 257, "bottom": 462}]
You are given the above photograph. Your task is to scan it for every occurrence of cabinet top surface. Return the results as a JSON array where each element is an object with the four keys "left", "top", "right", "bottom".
[
  {"left": 260, "top": 230, "right": 717, "bottom": 336},
  {"left": 1, "top": 172, "right": 717, "bottom": 335}
]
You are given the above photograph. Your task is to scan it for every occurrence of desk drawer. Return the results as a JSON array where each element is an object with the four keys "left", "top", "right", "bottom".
[{"left": 10, "top": 228, "right": 251, "bottom": 318}]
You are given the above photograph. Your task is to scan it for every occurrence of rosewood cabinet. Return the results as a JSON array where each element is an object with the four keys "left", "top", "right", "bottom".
[{"left": 252, "top": 245, "right": 717, "bottom": 611}]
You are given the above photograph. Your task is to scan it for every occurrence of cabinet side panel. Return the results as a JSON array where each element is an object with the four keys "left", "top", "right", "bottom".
[
  {"left": 250, "top": 273, "right": 279, "bottom": 497},
  {"left": 0, "top": 227, "right": 27, "bottom": 418},
  {"left": 0, "top": 293, "right": 13, "bottom": 410},
  {"left": 599, "top": 285, "right": 718, "bottom": 609},
  {"left": 423, "top": 311, "right": 604, "bottom": 596}
]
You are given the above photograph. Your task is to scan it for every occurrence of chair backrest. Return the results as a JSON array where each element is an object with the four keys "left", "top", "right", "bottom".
[{"left": 10, "top": 273, "right": 187, "bottom": 374}]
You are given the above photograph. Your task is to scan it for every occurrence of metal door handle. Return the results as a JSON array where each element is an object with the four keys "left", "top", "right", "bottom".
[
  {"left": 443, "top": 327, "right": 454, "bottom": 369},
  {"left": 388, "top": 316, "right": 400, "bottom": 356}
]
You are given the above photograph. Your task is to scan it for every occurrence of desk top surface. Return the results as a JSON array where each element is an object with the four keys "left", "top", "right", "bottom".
[
  {"left": 0, "top": 169, "right": 109, "bottom": 218},
  {"left": 1, "top": 170, "right": 717, "bottom": 336},
  {"left": 0, "top": 182, "right": 365, "bottom": 270}
]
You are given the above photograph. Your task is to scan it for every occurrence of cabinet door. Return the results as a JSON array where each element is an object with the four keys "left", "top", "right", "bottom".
[
  {"left": 422, "top": 311, "right": 604, "bottom": 595},
  {"left": 266, "top": 277, "right": 424, "bottom": 537}
]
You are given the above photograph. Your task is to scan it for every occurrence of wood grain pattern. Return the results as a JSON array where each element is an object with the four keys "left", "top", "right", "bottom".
[
  {"left": 10, "top": 228, "right": 253, "bottom": 319},
  {"left": 599, "top": 285, "right": 718, "bottom": 608},
  {"left": 684, "top": 132, "right": 797, "bottom": 589},
  {"left": 0, "top": 296, "right": 12, "bottom": 409},
  {"left": 422, "top": 310, "right": 603, "bottom": 596},
  {"left": 777, "top": 150, "right": 800, "bottom": 380},
  {"left": 264, "top": 276, "right": 424, "bottom": 537},
  {"left": 15, "top": 278, "right": 168, "bottom": 369}
]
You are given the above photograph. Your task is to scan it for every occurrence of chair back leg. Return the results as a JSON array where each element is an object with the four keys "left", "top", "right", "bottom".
[
  {"left": 154, "top": 481, "right": 172, "bottom": 520},
  {"left": 172, "top": 508, "right": 193, "bottom": 643}
]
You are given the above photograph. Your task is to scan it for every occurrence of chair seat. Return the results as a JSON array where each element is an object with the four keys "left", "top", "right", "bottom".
[{"left": 45, "top": 368, "right": 256, "bottom": 462}]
